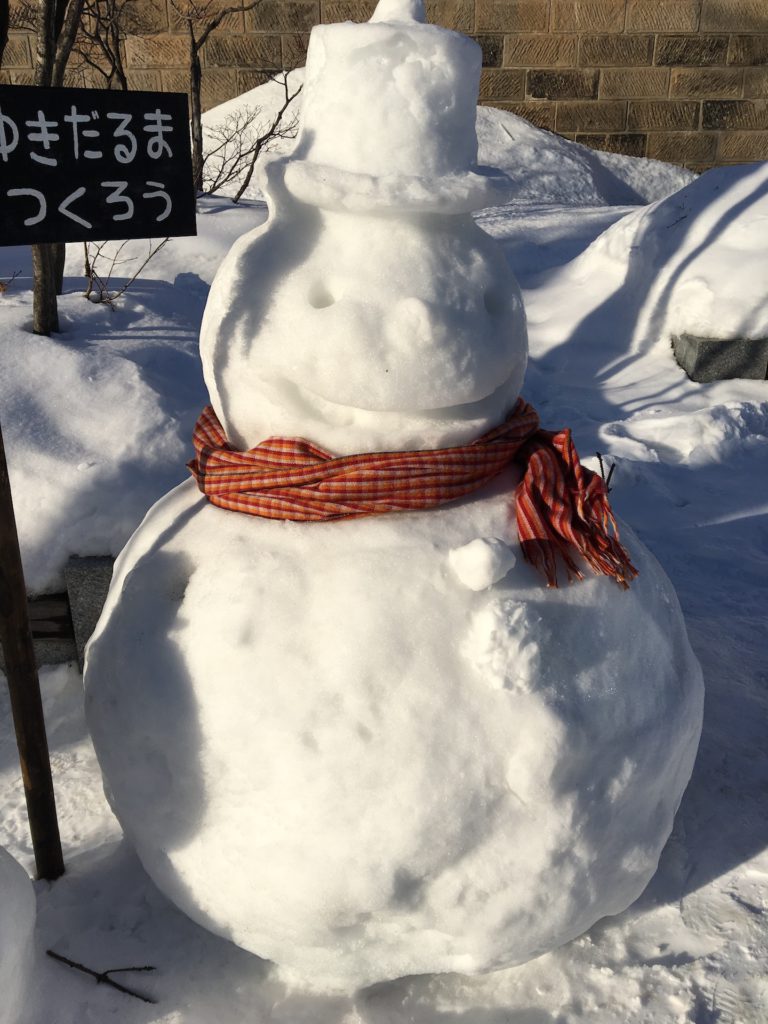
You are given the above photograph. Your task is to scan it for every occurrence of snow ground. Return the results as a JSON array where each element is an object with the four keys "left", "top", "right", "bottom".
[{"left": 0, "top": 102, "right": 767, "bottom": 1022}]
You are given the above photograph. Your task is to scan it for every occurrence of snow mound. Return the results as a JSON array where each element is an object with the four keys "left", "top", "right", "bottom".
[
  {"left": 0, "top": 846, "right": 36, "bottom": 1024},
  {"left": 0, "top": 295, "right": 201, "bottom": 593},
  {"left": 203, "top": 75, "right": 692, "bottom": 209},
  {"left": 475, "top": 107, "right": 692, "bottom": 206},
  {"left": 569, "top": 162, "right": 768, "bottom": 350},
  {"left": 85, "top": 478, "right": 703, "bottom": 991}
]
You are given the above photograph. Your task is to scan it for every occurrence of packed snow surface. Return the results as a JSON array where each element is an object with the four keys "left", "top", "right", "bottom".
[
  {"left": 0, "top": 846, "right": 36, "bottom": 1024},
  {"left": 0, "top": 60, "right": 766, "bottom": 1024}
]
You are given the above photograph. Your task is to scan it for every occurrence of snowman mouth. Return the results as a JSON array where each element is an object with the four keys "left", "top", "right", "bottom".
[{"left": 288, "top": 369, "right": 519, "bottom": 423}]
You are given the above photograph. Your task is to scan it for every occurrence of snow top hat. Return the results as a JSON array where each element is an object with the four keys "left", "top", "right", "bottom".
[{"left": 280, "top": 0, "right": 512, "bottom": 214}]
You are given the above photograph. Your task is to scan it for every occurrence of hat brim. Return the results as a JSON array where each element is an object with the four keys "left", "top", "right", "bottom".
[{"left": 280, "top": 159, "right": 513, "bottom": 214}]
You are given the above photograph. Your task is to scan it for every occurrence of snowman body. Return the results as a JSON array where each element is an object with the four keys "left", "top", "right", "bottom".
[{"left": 84, "top": 0, "right": 703, "bottom": 993}]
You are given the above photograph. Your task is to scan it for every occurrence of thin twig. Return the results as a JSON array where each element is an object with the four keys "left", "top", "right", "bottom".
[
  {"left": 596, "top": 451, "right": 616, "bottom": 492},
  {"left": 0, "top": 270, "right": 22, "bottom": 293},
  {"left": 46, "top": 949, "right": 158, "bottom": 1004}
]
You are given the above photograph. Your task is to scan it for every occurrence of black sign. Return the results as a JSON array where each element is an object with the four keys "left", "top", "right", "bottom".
[{"left": 0, "top": 85, "right": 197, "bottom": 246}]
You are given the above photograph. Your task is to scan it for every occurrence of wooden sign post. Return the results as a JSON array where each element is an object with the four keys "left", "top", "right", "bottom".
[
  {"left": 0, "top": 83, "right": 197, "bottom": 878},
  {"left": 0, "top": 420, "right": 64, "bottom": 881}
]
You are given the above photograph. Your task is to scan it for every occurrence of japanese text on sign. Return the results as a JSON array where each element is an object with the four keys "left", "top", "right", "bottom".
[{"left": 0, "top": 85, "right": 196, "bottom": 246}]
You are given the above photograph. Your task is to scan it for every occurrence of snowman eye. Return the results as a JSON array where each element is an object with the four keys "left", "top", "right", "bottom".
[
  {"left": 484, "top": 288, "right": 506, "bottom": 316},
  {"left": 308, "top": 283, "right": 336, "bottom": 309}
]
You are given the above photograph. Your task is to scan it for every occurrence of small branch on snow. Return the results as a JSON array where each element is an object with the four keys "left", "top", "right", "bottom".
[
  {"left": 46, "top": 949, "right": 158, "bottom": 1004},
  {"left": 596, "top": 451, "right": 616, "bottom": 492},
  {"left": 0, "top": 270, "right": 22, "bottom": 293}
]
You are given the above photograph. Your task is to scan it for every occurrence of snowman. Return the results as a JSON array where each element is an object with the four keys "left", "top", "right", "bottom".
[{"left": 84, "top": 0, "right": 703, "bottom": 992}]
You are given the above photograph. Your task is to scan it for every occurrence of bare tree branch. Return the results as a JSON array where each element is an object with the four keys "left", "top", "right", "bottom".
[{"left": 201, "top": 74, "right": 301, "bottom": 199}]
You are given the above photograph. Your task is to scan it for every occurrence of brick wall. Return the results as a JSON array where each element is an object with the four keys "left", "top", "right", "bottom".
[{"left": 4, "top": 0, "right": 768, "bottom": 170}]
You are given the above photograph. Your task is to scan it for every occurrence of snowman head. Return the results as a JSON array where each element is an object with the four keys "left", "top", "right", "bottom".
[{"left": 201, "top": 0, "right": 528, "bottom": 455}]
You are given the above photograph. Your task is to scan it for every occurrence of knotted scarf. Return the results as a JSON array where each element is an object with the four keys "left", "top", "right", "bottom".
[{"left": 188, "top": 399, "right": 637, "bottom": 589}]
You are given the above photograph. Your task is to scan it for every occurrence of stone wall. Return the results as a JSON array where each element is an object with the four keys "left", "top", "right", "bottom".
[{"left": 3, "top": 0, "right": 768, "bottom": 170}]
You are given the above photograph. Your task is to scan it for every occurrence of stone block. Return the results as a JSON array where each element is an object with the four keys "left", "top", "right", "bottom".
[
  {"left": 237, "top": 68, "right": 272, "bottom": 92},
  {"left": 126, "top": 34, "right": 188, "bottom": 68},
  {"left": 579, "top": 34, "right": 654, "bottom": 66},
  {"left": 670, "top": 68, "right": 744, "bottom": 99},
  {"left": 320, "top": 0, "right": 376, "bottom": 21},
  {"left": 3, "top": 33, "right": 31, "bottom": 68},
  {"left": 703, "top": 100, "right": 768, "bottom": 130},
  {"left": 64, "top": 556, "right": 114, "bottom": 672},
  {"left": 126, "top": 69, "right": 163, "bottom": 91},
  {"left": 169, "top": 1, "right": 243, "bottom": 33},
  {"left": 8, "top": 69, "right": 35, "bottom": 85},
  {"left": 575, "top": 131, "right": 647, "bottom": 156},
  {"left": 8, "top": 2, "right": 34, "bottom": 30},
  {"left": 201, "top": 69, "right": 239, "bottom": 111},
  {"left": 744, "top": 68, "right": 768, "bottom": 99},
  {"left": 204, "top": 34, "right": 282, "bottom": 68},
  {"left": 490, "top": 100, "right": 556, "bottom": 129},
  {"left": 556, "top": 100, "right": 627, "bottom": 131},
  {"left": 551, "top": 0, "right": 625, "bottom": 33},
  {"left": 672, "top": 333, "right": 768, "bottom": 383},
  {"left": 479, "top": 68, "right": 526, "bottom": 100},
  {"left": 0, "top": 636, "right": 77, "bottom": 670},
  {"left": 527, "top": 69, "right": 598, "bottom": 100},
  {"left": 125, "top": 0, "right": 169, "bottom": 34},
  {"left": 646, "top": 130, "right": 717, "bottom": 162},
  {"left": 475, "top": 34, "right": 504, "bottom": 67},
  {"left": 476, "top": 0, "right": 549, "bottom": 32},
  {"left": 727, "top": 36, "right": 768, "bottom": 66},
  {"left": 701, "top": 0, "right": 768, "bottom": 33},
  {"left": 161, "top": 69, "right": 192, "bottom": 92},
  {"left": 62, "top": 67, "right": 104, "bottom": 88},
  {"left": 248, "top": 1, "right": 320, "bottom": 32},
  {"left": 627, "top": 100, "right": 699, "bottom": 129},
  {"left": 426, "top": 0, "right": 474, "bottom": 32},
  {"left": 717, "top": 131, "right": 768, "bottom": 162},
  {"left": 655, "top": 35, "right": 728, "bottom": 66},
  {"left": 626, "top": 0, "right": 701, "bottom": 33},
  {"left": 282, "top": 32, "right": 311, "bottom": 67},
  {"left": 599, "top": 67, "right": 669, "bottom": 98},
  {"left": 503, "top": 34, "right": 577, "bottom": 66}
]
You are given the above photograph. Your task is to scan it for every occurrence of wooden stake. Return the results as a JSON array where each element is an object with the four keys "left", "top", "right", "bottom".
[{"left": 0, "top": 419, "right": 64, "bottom": 881}]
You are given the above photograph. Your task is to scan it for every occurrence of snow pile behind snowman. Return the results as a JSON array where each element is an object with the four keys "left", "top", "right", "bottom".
[
  {"left": 85, "top": 0, "right": 703, "bottom": 993},
  {"left": 554, "top": 160, "right": 768, "bottom": 348}
]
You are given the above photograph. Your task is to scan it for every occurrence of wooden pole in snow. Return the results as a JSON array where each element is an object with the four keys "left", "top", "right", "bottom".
[{"left": 0, "top": 418, "right": 64, "bottom": 881}]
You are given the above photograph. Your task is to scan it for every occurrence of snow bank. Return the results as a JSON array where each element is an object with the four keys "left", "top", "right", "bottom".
[
  {"left": 0, "top": 847, "right": 36, "bottom": 1024},
  {"left": 0, "top": 298, "right": 193, "bottom": 593},
  {"left": 570, "top": 161, "right": 768, "bottom": 347}
]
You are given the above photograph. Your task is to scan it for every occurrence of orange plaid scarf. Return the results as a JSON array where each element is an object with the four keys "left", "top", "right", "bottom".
[{"left": 188, "top": 399, "right": 638, "bottom": 589}]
